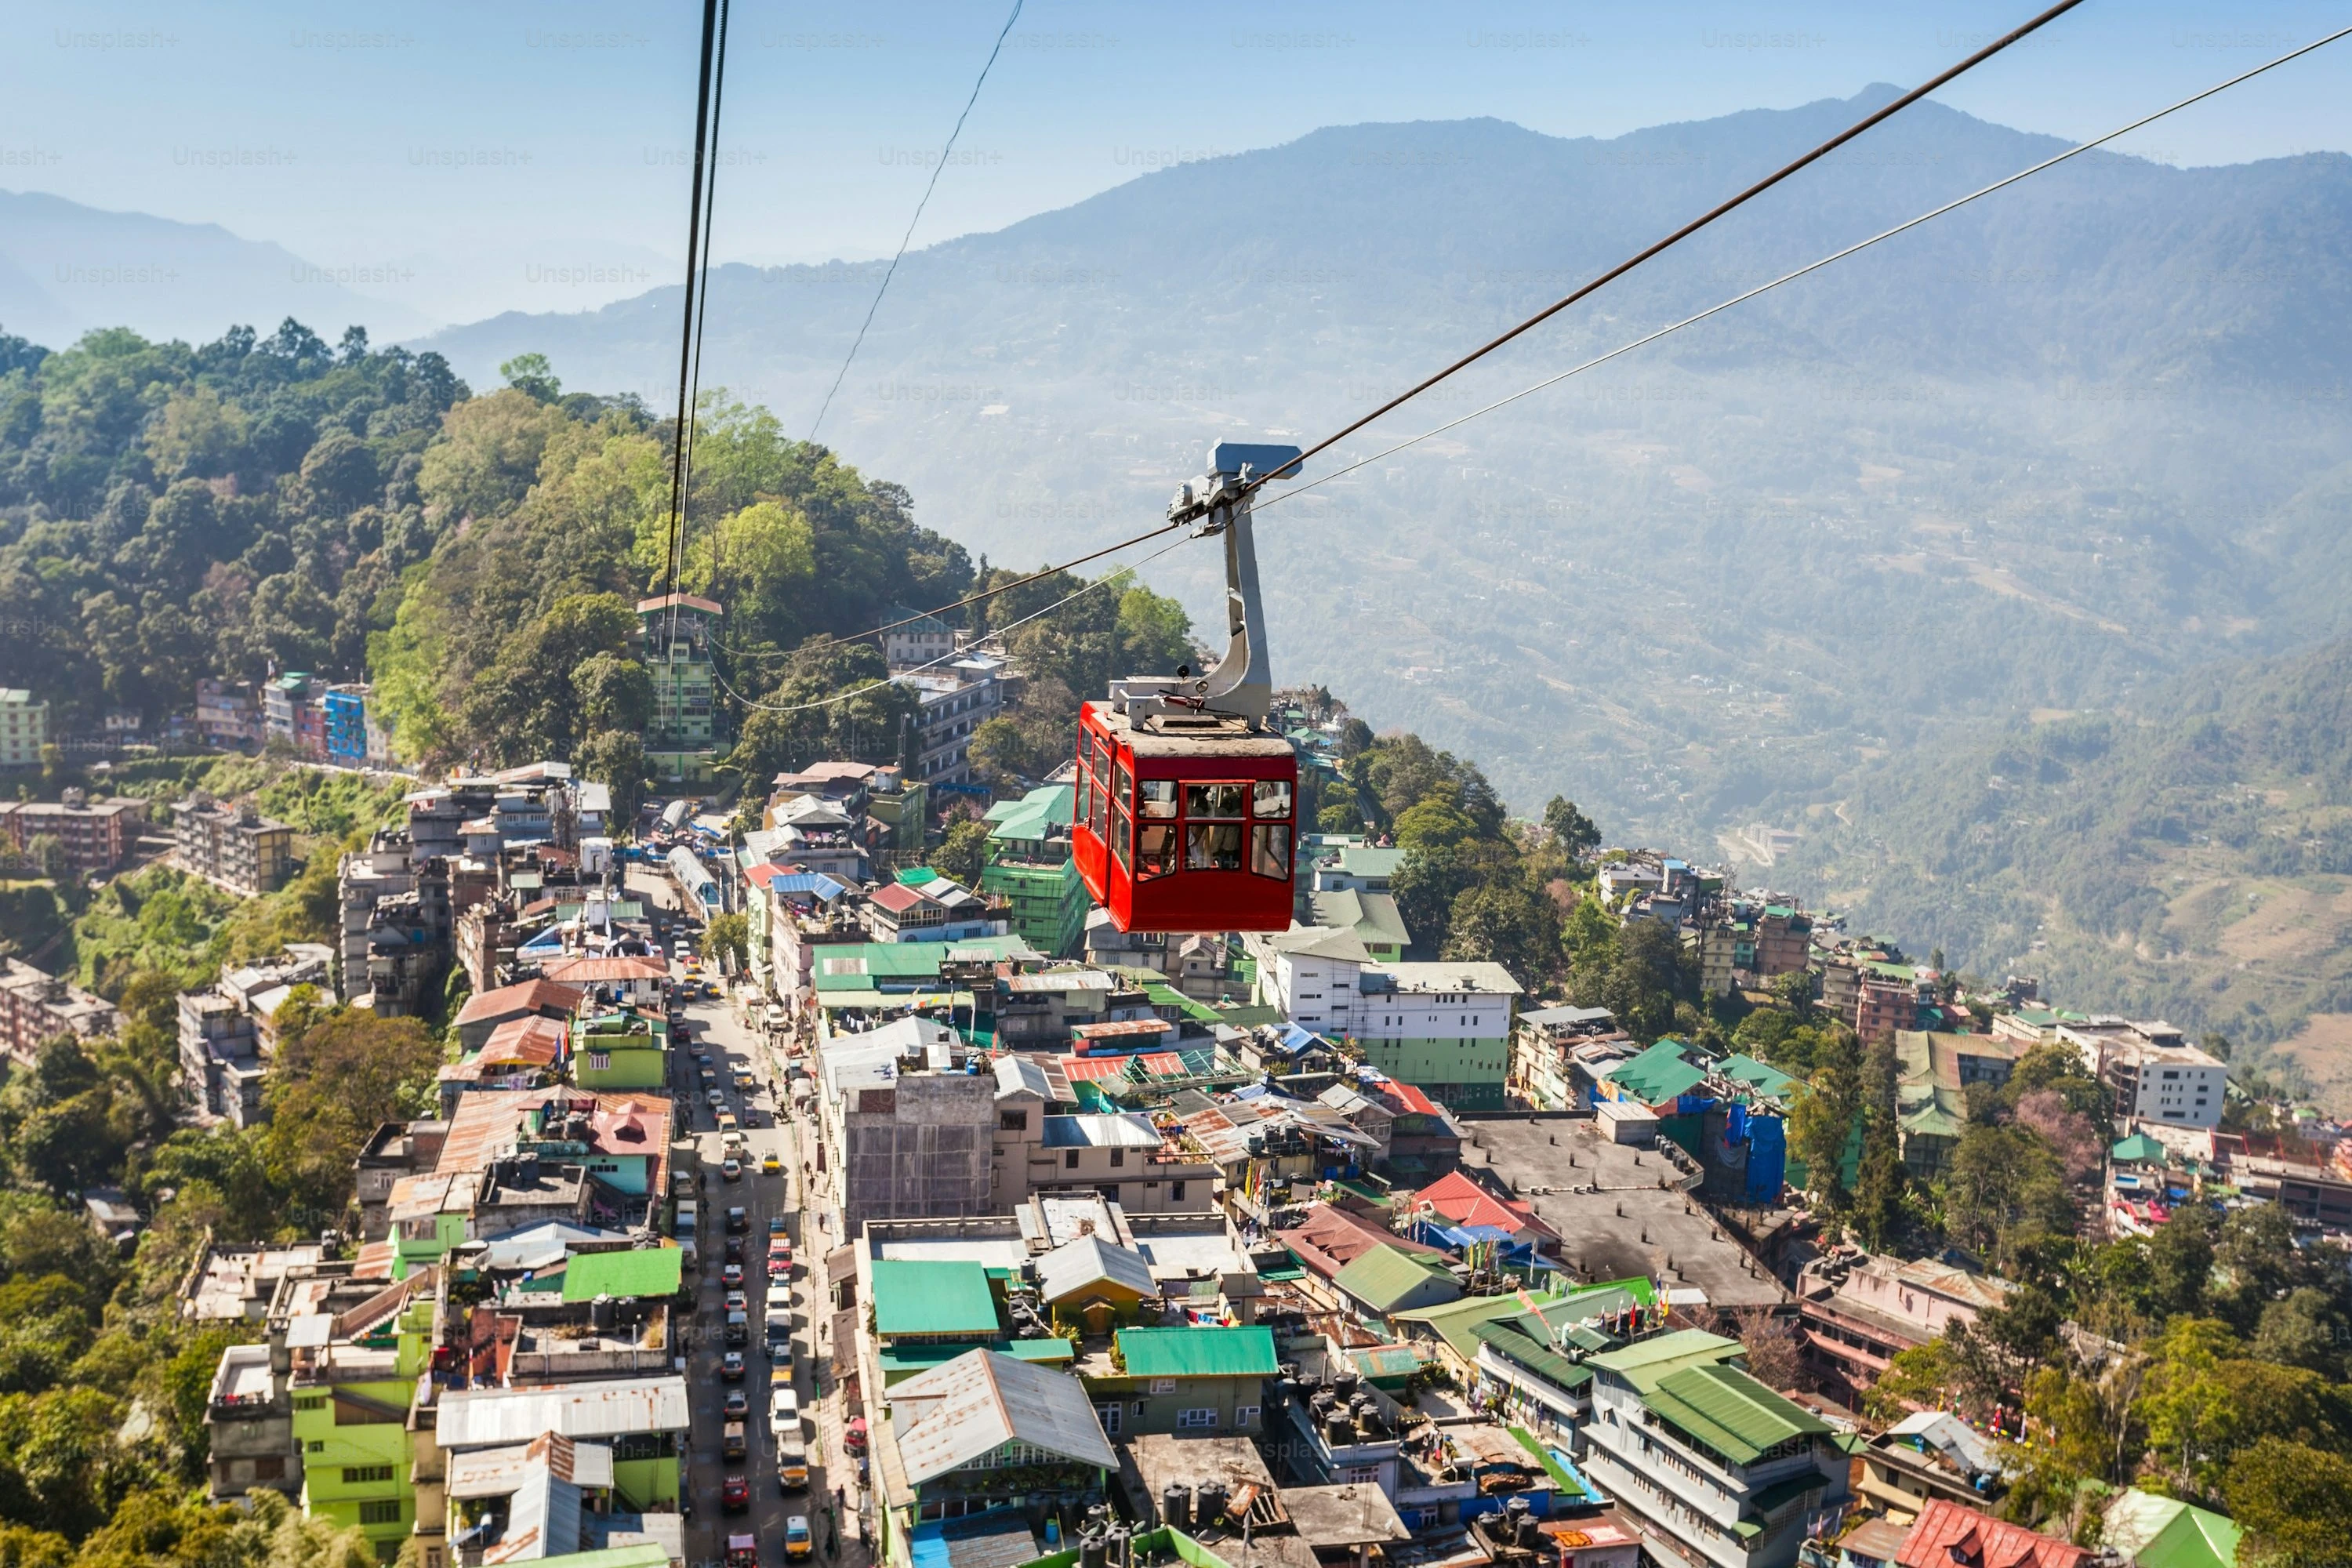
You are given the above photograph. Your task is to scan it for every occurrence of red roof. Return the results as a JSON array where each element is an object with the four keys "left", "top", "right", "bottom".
[
  {"left": 744, "top": 863, "right": 784, "bottom": 889},
  {"left": 1414, "top": 1170, "right": 1558, "bottom": 1239},
  {"left": 454, "top": 978, "right": 585, "bottom": 1029},
  {"left": 1373, "top": 1079, "right": 1442, "bottom": 1117},
  {"left": 1276, "top": 1202, "right": 1451, "bottom": 1279},
  {"left": 478, "top": 1014, "right": 567, "bottom": 1066},
  {"left": 1058, "top": 1054, "right": 1132, "bottom": 1083},
  {"left": 869, "top": 883, "right": 927, "bottom": 914},
  {"left": 539, "top": 955, "right": 669, "bottom": 984},
  {"left": 1896, "top": 1502, "right": 2085, "bottom": 1568}
]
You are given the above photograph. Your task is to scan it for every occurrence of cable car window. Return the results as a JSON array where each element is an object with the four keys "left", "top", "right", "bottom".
[
  {"left": 1186, "top": 823, "right": 1244, "bottom": 872},
  {"left": 1115, "top": 758, "right": 1134, "bottom": 812},
  {"left": 1137, "top": 822, "right": 1177, "bottom": 880},
  {"left": 1251, "top": 780, "right": 1292, "bottom": 819},
  {"left": 1087, "top": 771, "right": 1108, "bottom": 842},
  {"left": 1251, "top": 824, "right": 1292, "bottom": 880},
  {"left": 1112, "top": 800, "right": 1132, "bottom": 871},
  {"left": 1185, "top": 782, "right": 1247, "bottom": 820},
  {"left": 1138, "top": 779, "right": 1178, "bottom": 819}
]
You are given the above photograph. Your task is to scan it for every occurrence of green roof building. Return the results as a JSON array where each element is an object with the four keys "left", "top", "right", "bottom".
[
  {"left": 1602, "top": 1039, "right": 1708, "bottom": 1108},
  {"left": 869, "top": 1259, "right": 1003, "bottom": 1341},
  {"left": 1306, "top": 887, "right": 1411, "bottom": 963},
  {"left": 978, "top": 785, "right": 1088, "bottom": 957},
  {"left": 1581, "top": 1329, "right": 1850, "bottom": 1568},
  {"left": 1332, "top": 1243, "right": 1461, "bottom": 1318},
  {"left": 560, "top": 1246, "right": 684, "bottom": 1302},
  {"left": 1086, "top": 1327, "right": 1280, "bottom": 1439},
  {"left": 2102, "top": 1488, "right": 2242, "bottom": 1568},
  {"left": 570, "top": 1010, "right": 670, "bottom": 1092}
]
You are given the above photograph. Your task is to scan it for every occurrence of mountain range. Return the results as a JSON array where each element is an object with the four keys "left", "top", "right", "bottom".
[{"left": 13, "top": 86, "right": 2352, "bottom": 1076}]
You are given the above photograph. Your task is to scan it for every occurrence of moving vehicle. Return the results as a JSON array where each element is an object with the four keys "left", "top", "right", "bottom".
[
  {"left": 764, "top": 1308, "right": 793, "bottom": 1354},
  {"left": 724, "top": 1289, "right": 747, "bottom": 1312},
  {"left": 725, "top": 1534, "right": 757, "bottom": 1568},
  {"left": 706, "top": 1089, "right": 725, "bottom": 1109},
  {"left": 721, "top": 1351, "right": 745, "bottom": 1380},
  {"left": 724, "top": 1388, "right": 749, "bottom": 1419},
  {"left": 721, "top": 1475, "right": 749, "bottom": 1512},
  {"left": 767, "top": 1214, "right": 787, "bottom": 1235},
  {"left": 725, "top": 1309, "right": 748, "bottom": 1345},
  {"left": 784, "top": 1516, "right": 812, "bottom": 1559},
  {"left": 775, "top": 1434, "right": 808, "bottom": 1492},
  {"left": 721, "top": 1157, "right": 742, "bottom": 1181},
  {"left": 726, "top": 1206, "right": 748, "bottom": 1232},
  {"left": 765, "top": 1249, "right": 789, "bottom": 1285},
  {"left": 723, "top": 1420, "right": 746, "bottom": 1459},
  {"left": 724, "top": 1236, "right": 745, "bottom": 1264},
  {"left": 722, "top": 1263, "right": 744, "bottom": 1289},
  {"left": 1071, "top": 445, "right": 1301, "bottom": 934},
  {"left": 769, "top": 1384, "right": 800, "bottom": 1437},
  {"left": 761, "top": 1152, "right": 781, "bottom": 1174}
]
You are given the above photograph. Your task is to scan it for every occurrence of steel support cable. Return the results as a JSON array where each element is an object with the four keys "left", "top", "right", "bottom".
[
  {"left": 711, "top": 534, "right": 1196, "bottom": 716},
  {"left": 684, "top": 0, "right": 734, "bottom": 601},
  {"left": 806, "top": 0, "right": 1025, "bottom": 441},
  {"left": 1247, "top": 23, "right": 2352, "bottom": 521},
  {"left": 660, "top": 0, "right": 725, "bottom": 651},
  {"left": 1237, "top": 0, "right": 2090, "bottom": 504}
]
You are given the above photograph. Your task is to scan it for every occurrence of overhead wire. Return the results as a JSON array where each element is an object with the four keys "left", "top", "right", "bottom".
[
  {"left": 1236, "top": 0, "right": 2088, "bottom": 503},
  {"left": 806, "top": 0, "right": 1025, "bottom": 442},
  {"left": 710, "top": 534, "right": 1196, "bottom": 716},
  {"left": 1248, "top": 22, "right": 2352, "bottom": 521},
  {"left": 683, "top": 0, "right": 734, "bottom": 603},
  {"left": 688, "top": 0, "right": 2091, "bottom": 666}
]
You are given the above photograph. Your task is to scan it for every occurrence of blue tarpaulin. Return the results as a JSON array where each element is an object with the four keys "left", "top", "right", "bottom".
[{"left": 1745, "top": 1115, "right": 1787, "bottom": 1203}]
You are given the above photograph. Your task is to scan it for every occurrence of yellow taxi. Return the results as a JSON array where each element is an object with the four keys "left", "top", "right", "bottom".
[{"left": 761, "top": 1151, "right": 781, "bottom": 1175}]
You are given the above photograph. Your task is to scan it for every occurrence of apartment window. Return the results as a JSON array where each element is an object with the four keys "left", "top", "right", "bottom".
[
  {"left": 1177, "top": 1409, "right": 1218, "bottom": 1429},
  {"left": 1235, "top": 1405, "right": 1260, "bottom": 1427},
  {"left": 1171, "top": 1181, "right": 1187, "bottom": 1203},
  {"left": 1342, "top": 1465, "right": 1381, "bottom": 1485},
  {"left": 358, "top": 1501, "right": 403, "bottom": 1526},
  {"left": 296, "top": 1396, "right": 325, "bottom": 1411},
  {"left": 344, "top": 1465, "right": 394, "bottom": 1484},
  {"left": 1109, "top": 1149, "right": 1126, "bottom": 1169},
  {"left": 307, "top": 1441, "right": 325, "bottom": 1454},
  {"left": 1064, "top": 1150, "right": 1080, "bottom": 1170},
  {"left": 1000, "top": 1110, "right": 1029, "bottom": 1132},
  {"left": 254, "top": 1456, "right": 287, "bottom": 1481}
]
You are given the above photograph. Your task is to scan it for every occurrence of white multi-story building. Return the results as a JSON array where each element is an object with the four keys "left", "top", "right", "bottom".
[
  {"left": 2058, "top": 1019, "right": 2225, "bottom": 1131},
  {"left": 1247, "top": 931, "right": 1523, "bottom": 1110},
  {"left": 1579, "top": 1329, "right": 1851, "bottom": 1568},
  {"left": 0, "top": 689, "right": 46, "bottom": 768},
  {"left": 1247, "top": 925, "right": 1374, "bottom": 1038}
]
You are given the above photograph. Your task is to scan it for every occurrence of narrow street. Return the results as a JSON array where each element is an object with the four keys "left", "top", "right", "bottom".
[{"left": 641, "top": 863, "right": 873, "bottom": 1568}]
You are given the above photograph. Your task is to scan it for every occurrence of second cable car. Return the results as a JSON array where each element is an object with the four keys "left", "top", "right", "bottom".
[{"left": 1073, "top": 442, "right": 1302, "bottom": 933}]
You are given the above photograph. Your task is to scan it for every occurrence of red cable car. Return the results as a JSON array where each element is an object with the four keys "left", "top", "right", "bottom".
[{"left": 1074, "top": 443, "right": 1302, "bottom": 933}]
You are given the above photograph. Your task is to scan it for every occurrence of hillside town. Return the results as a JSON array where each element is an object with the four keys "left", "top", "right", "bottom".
[{"left": 0, "top": 585, "right": 2342, "bottom": 1568}]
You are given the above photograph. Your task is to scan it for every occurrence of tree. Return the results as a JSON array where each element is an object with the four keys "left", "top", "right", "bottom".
[
  {"left": 965, "top": 717, "right": 1032, "bottom": 797},
  {"left": 1113, "top": 583, "right": 1193, "bottom": 672},
  {"left": 297, "top": 431, "right": 380, "bottom": 514},
  {"left": 931, "top": 815, "right": 993, "bottom": 886},
  {"left": 571, "top": 652, "right": 653, "bottom": 735},
  {"left": 576, "top": 730, "right": 648, "bottom": 827},
  {"left": 1541, "top": 795, "right": 1601, "bottom": 857},
  {"left": 1443, "top": 880, "right": 1563, "bottom": 989},
  {"left": 701, "top": 913, "right": 749, "bottom": 973},
  {"left": 499, "top": 352, "right": 561, "bottom": 403},
  {"left": 1789, "top": 1030, "right": 1862, "bottom": 1208},
  {"left": 24, "top": 836, "right": 64, "bottom": 881},
  {"left": 1942, "top": 1123, "right": 2074, "bottom": 1269},
  {"left": 2225, "top": 1439, "right": 2352, "bottom": 1568},
  {"left": 263, "top": 1010, "right": 440, "bottom": 1225},
  {"left": 1730, "top": 1308, "right": 1803, "bottom": 1392},
  {"left": 2012, "top": 1089, "right": 2103, "bottom": 1184},
  {"left": 416, "top": 388, "right": 566, "bottom": 523},
  {"left": 1853, "top": 1033, "right": 1907, "bottom": 1250}
]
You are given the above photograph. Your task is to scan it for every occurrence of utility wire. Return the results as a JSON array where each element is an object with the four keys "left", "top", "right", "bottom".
[
  {"left": 1241, "top": 0, "right": 2089, "bottom": 502},
  {"left": 710, "top": 538, "right": 1192, "bottom": 716},
  {"left": 806, "top": 0, "right": 1024, "bottom": 441},
  {"left": 1250, "top": 22, "right": 2352, "bottom": 521}
]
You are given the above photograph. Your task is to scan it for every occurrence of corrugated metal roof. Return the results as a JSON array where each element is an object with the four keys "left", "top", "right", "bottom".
[
  {"left": 1040, "top": 1113, "right": 1162, "bottom": 1149},
  {"left": 889, "top": 1348, "right": 1116, "bottom": 1483},
  {"left": 869, "top": 1260, "right": 1000, "bottom": 1338},
  {"left": 1588, "top": 1328, "right": 1743, "bottom": 1393},
  {"left": 1114, "top": 1325, "right": 1278, "bottom": 1379},
  {"left": 561, "top": 1247, "right": 682, "bottom": 1302},
  {"left": 1035, "top": 1235, "right": 1156, "bottom": 1305},
  {"left": 438, "top": 1377, "right": 690, "bottom": 1450},
  {"left": 1332, "top": 1245, "right": 1459, "bottom": 1314}
]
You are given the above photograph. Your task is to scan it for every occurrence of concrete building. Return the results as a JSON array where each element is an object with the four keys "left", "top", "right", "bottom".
[
  {"left": 815, "top": 1017, "right": 995, "bottom": 1242},
  {"left": 1247, "top": 925, "right": 1374, "bottom": 1039},
  {"left": 862, "top": 877, "right": 1007, "bottom": 945},
  {"left": 172, "top": 794, "right": 296, "bottom": 895},
  {"left": 1082, "top": 1325, "right": 1277, "bottom": 1438},
  {"left": 0, "top": 790, "right": 144, "bottom": 874},
  {"left": 1305, "top": 888, "right": 1410, "bottom": 964},
  {"left": 753, "top": 796, "right": 870, "bottom": 884},
  {"left": 0, "top": 688, "right": 49, "bottom": 768},
  {"left": 1579, "top": 1330, "right": 1850, "bottom": 1568},
  {"left": 1795, "top": 1251, "right": 2013, "bottom": 1410},
  {"left": 2057, "top": 1020, "right": 2226, "bottom": 1131},
  {"left": 1511, "top": 1004, "right": 1629, "bottom": 1110},
  {"left": 637, "top": 593, "right": 728, "bottom": 785},
  {"left": 904, "top": 652, "right": 1011, "bottom": 786},
  {"left": 0, "top": 956, "right": 119, "bottom": 1066},
  {"left": 989, "top": 1065, "right": 1219, "bottom": 1212},
  {"left": 195, "top": 677, "right": 262, "bottom": 749},
  {"left": 881, "top": 607, "right": 956, "bottom": 672},
  {"left": 322, "top": 682, "right": 392, "bottom": 765},
  {"left": 263, "top": 673, "right": 327, "bottom": 757},
  {"left": 1352, "top": 962, "right": 1522, "bottom": 1112}
]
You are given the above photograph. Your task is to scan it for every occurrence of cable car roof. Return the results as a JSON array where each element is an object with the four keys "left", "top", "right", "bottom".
[{"left": 1086, "top": 702, "right": 1294, "bottom": 760}]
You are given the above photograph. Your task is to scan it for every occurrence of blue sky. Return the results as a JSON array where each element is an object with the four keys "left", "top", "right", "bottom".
[{"left": 8, "top": 0, "right": 2351, "bottom": 324}]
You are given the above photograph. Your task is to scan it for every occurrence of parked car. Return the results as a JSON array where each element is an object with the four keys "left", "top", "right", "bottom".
[
  {"left": 783, "top": 1517, "right": 811, "bottom": 1559},
  {"left": 768, "top": 1385, "right": 800, "bottom": 1437}
]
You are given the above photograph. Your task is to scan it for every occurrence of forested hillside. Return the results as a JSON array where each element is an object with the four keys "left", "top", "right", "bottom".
[{"left": 1780, "top": 633, "right": 2352, "bottom": 1100}]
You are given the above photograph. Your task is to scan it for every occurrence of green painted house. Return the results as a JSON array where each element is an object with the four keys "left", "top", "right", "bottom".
[
  {"left": 979, "top": 785, "right": 1088, "bottom": 958},
  {"left": 571, "top": 1011, "right": 670, "bottom": 1091},
  {"left": 1087, "top": 1326, "right": 1280, "bottom": 1439},
  {"left": 290, "top": 1288, "right": 436, "bottom": 1555}
]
